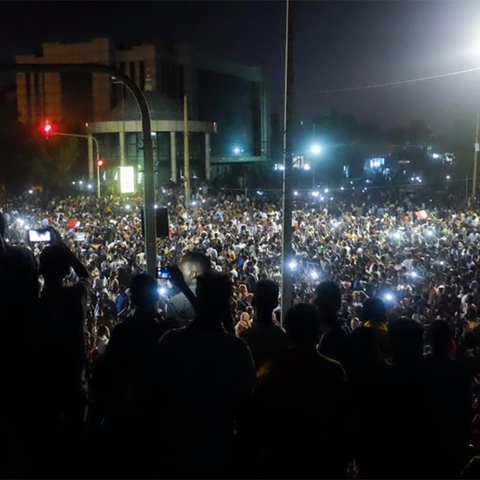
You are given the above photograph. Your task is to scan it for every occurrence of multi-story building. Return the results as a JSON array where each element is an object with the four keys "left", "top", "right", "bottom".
[{"left": 15, "top": 38, "right": 269, "bottom": 182}]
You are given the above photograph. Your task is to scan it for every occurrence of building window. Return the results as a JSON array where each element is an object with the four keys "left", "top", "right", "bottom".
[
  {"left": 25, "top": 73, "right": 31, "bottom": 122},
  {"left": 111, "top": 81, "right": 118, "bottom": 110},
  {"left": 130, "top": 62, "right": 136, "bottom": 81},
  {"left": 160, "top": 62, "right": 184, "bottom": 102},
  {"left": 34, "top": 73, "right": 40, "bottom": 121},
  {"left": 127, "top": 132, "right": 138, "bottom": 160},
  {"left": 139, "top": 61, "right": 145, "bottom": 90}
]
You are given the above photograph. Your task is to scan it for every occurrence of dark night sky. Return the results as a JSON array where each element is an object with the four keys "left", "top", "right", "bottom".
[{"left": 2, "top": 0, "right": 480, "bottom": 130}]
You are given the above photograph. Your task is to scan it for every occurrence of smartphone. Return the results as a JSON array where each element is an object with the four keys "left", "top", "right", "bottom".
[
  {"left": 28, "top": 228, "right": 52, "bottom": 243},
  {"left": 156, "top": 266, "right": 171, "bottom": 280}
]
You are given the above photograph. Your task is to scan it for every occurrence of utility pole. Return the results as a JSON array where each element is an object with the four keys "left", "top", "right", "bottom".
[
  {"left": 184, "top": 94, "right": 191, "bottom": 204},
  {"left": 281, "top": 0, "right": 294, "bottom": 323},
  {"left": 473, "top": 111, "right": 479, "bottom": 202}
]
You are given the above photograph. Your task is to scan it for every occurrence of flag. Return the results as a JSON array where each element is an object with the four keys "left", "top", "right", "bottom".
[
  {"left": 68, "top": 218, "right": 80, "bottom": 229},
  {"left": 415, "top": 211, "right": 429, "bottom": 221}
]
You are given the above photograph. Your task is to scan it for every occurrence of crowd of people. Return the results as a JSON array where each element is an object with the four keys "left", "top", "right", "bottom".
[{"left": 1, "top": 184, "right": 480, "bottom": 478}]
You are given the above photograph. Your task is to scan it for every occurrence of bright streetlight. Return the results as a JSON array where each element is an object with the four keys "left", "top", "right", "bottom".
[{"left": 310, "top": 144, "right": 321, "bottom": 155}]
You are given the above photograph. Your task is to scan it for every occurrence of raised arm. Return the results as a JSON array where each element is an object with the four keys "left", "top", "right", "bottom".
[{"left": 50, "top": 228, "right": 91, "bottom": 282}]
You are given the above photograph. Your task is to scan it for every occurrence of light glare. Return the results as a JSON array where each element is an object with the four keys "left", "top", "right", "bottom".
[{"left": 310, "top": 144, "right": 321, "bottom": 155}]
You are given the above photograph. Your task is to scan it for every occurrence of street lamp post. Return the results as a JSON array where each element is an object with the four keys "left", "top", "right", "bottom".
[
  {"left": 281, "top": 0, "right": 294, "bottom": 322},
  {"left": 310, "top": 144, "right": 321, "bottom": 187},
  {"left": 473, "top": 112, "right": 479, "bottom": 202}
]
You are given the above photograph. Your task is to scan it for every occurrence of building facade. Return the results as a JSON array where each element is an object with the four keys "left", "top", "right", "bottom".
[{"left": 15, "top": 37, "right": 269, "bottom": 181}]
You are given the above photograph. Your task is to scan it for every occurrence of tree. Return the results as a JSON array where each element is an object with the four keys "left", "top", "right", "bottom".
[
  {"left": 30, "top": 136, "right": 80, "bottom": 188},
  {"left": 387, "top": 120, "right": 432, "bottom": 147}
]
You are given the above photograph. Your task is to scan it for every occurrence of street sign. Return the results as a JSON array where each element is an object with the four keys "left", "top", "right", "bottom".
[{"left": 119, "top": 166, "right": 135, "bottom": 193}]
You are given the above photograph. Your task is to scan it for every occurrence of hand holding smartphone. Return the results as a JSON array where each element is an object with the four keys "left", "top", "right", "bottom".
[
  {"left": 28, "top": 228, "right": 52, "bottom": 243},
  {"left": 156, "top": 266, "right": 172, "bottom": 280}
]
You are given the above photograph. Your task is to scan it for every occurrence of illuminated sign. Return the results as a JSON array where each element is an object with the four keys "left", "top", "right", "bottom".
[{"left": 119, "top": 166, "right": 135, "bottom": 193}]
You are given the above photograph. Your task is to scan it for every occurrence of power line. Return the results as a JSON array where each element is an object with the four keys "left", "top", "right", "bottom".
[{"left": 297, "top": 66, "right": 480, "bottom": 96}]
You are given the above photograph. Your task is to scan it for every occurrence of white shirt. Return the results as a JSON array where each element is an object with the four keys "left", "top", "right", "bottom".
[{"left": 96, "top": 335, "right": 109, "bottom": 355}]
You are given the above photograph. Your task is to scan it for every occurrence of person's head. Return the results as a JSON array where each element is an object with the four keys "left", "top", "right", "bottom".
[
  {"left": 39, "top": 245, "right": 72, "bottom": 286},
  {"left": 466, "top": 305, "right": 478, "bottom": 321},
  {"left": 129, "top": 274, "right": 159, "bottom": 310},
  {"left": 179, "top": 251, "right": 211, "bottom": 287},
  {"left": 428, "top": 320, "right": 454, "bottom": 357},
  {"left": 314, "top": 281, "right": 341, "bottom": 319},
  {"left": 389, "top": 318, "right": 424, "bottom": 366},
  {"left": 285, "top": 303, "right": 320, "bottom": 348},
  {"left": 196, "top": 272, "right": 232, "bottom": 323},
  {"left": 350, "top": 326, "right": 383, "bottom": 368},
  {"left": 253, "top": 280, "right": 279, "bottom": 319},
  {"left": 97, "top": 325, "right": 109, "bottom": 338},
  {"left": 362, "top": 297, "right": 387, "bottom": 325},
  {"left": 119, "top": 285, "right": 126, "bottom": 295}
]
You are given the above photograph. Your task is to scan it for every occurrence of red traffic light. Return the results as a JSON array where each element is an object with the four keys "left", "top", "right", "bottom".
[
  {"left": 44, "top": 123, "right": 52, "bottom": 134},
  {"left": 97, "top": 159, "right": 104, "bottom": 167}
]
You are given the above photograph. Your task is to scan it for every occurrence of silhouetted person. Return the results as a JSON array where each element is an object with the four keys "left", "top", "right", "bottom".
[
  {"left": 457, "top": 330, "right": 480, "bottom": 378},
  {"left": 384, "top": 318, "right": 430, "bottom": 479},
  {"left": 252, "top": 303, "right": 349, "bottom": 479},
  {"left": 241, "top": 280, "right": 290, "bottom": 370},
  {"left": 362, "top": 297, "right": 391, "bottom": 360},
  {"left": 315, "top": 280, "right": 350, "bottom": 366},
  {"left": 152, "top": 272, "right": 255, "bottom": 479},
  {"left": 116, "top": 284, "right": 130, "bottom": 320},
  {"left": 37, "top": 236, "right": 91, "bottom": 477},
  {"left": 103, "top": 274, "right": 169, "bottom": 478},
  {"left": 0, "top": 214, "right": 38, "bottom": 477},
  {"left": 422, "top": 320, "right": 473, "bottom": 478},
  {"left": 347, "top": 327, "right": 391, "bottom": 479},
  {"left": 0, "top": 213, "right": 38, "bottom": 335},
  {"left": 166, "top": 251, "right": 211, "bottom": 322}
]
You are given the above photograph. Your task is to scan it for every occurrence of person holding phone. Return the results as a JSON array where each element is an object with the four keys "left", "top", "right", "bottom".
[
  {"left": 165, "top": 251, "right": 211, "bottom": 323},
  {"left": 0, "top": 213, "right": 38, "bottom": 477},
  {"left": 35, "top": 229, "right": 91, "bottom": 477}
]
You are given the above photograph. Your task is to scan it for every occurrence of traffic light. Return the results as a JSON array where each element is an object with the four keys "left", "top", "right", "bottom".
[
  {"left": 97, "top": 159, "right": 104, "bottom": 167},
  {"left": 43, "top": 122, "right": 52, "bottom": 139}
]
